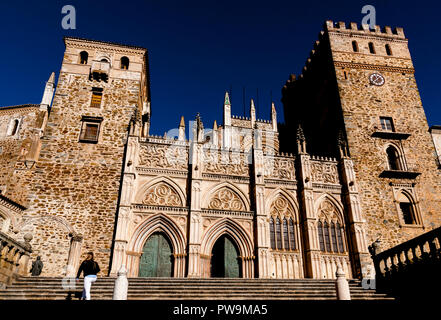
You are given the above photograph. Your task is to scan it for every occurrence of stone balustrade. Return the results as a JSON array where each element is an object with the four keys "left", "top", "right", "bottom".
[
  {"left": 370, "top": 226, "right": 441, "bottom": 298},
  {"left": 0, "top": 232, "right": 32, "bottom": 288}
]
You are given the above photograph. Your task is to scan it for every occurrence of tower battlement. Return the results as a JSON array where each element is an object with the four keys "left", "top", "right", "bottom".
[{"left": 323, "top": 20, "right": 406, "bottom": 40}]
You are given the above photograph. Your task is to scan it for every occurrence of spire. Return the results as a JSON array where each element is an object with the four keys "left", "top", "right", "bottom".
[
  {"left": 194, "top": 113, "right": 204, "bottom": 142},
  {"left": 178, "top": 116, "right": 185, "bottom": 141},
  {"left": 337, "top": 129, "right": 349, "bottom": 158},
  {"left": 212, "top": 120, "right": 218, "bottom": 146},
  {"left": 40, "top": 72, "right": 56, "bottom": 109},
  {"left": 271, "top": 102, "right": 277, "bottom": 132},
  {"left": 296, "top": 124, "right": 306, "bottom": 154},
  {"left": 48, "top": 72, "right": 55, "bottom": 84},
  {"left": 223, "top": 91, "right": 231, "bottom": 127},
  {"left": 224, "top": 91, "right": 231, "bottom": 106},
  {"left": 250, "top": 99, "right": 256, "bottom": 127}
]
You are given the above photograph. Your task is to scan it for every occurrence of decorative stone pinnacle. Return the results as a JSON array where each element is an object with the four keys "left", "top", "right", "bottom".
[
  {"left": 224, "top": 92, "right": 231, "bottom": 105},
  {"left": 296, "top": 124, "right": 305, "bottom": 141}
]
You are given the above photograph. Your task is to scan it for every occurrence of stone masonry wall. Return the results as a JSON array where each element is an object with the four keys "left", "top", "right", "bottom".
[
  {"left": 18, "top": 39, "right": 148, "bottom": 276},
  {"left": 326, "top": 21, "right": 441, "bottom": 250}
]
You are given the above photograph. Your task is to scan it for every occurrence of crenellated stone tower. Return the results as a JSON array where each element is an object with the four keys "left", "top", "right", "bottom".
[
  {"left": 12, "top": 37, "right": 151, "bottom": 276},
  {"left": 282, "top": 20, "right": 441, "bottom": 258}
]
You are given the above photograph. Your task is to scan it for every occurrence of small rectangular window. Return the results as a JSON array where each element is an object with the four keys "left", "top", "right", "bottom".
[
  {"left": 90, "top": 87, "right": 103, "bottom": 108},
  {"left": 79, "top": 116, "right": 103, "bottom": 143},
  {"left": 380, "top": 117, "right": 394, "bottom": 132}
]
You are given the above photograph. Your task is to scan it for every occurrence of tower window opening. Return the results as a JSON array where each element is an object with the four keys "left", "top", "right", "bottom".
[
  {"left": 385, "top": 44, "right": 392, "bottom": 56},
  {"left": 386, "top": 146, "right": 402, "bottom": 171},
  {"left": 10, "top": 119, "right": 19, "bottom": 136},
  {"left": 90, "top": 87, "right": 103, "bottom": 108},
  {"left": 352, "top": 40, "right": 359, "bottom": 52},
  {"left": 79, "top": 51, "right": 88, "bottom": 64},
  {"left": 369, "top": 42, "right": 376, "bottom": 54},
  {"left": 380, "top": 117, "right": 395, "bottom": 132},
  {"left": 400, "top": 202, "right": 416, "bottom": 225},
  {"left": 120, "top": 56, "right": 130, "bottom": 70}
]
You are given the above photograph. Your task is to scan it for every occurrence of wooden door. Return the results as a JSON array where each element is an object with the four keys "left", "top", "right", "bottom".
[{"left": 139, "top": 232, "right": 173, "bottom": 277}]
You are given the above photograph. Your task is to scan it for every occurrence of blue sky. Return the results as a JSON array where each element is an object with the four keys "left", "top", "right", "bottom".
[{"left": 1, "top": 0, "right": 440, "bottom": 134}]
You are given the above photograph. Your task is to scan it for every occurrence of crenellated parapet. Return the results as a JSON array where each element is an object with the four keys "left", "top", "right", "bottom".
[{"left": 324, "top": 20, "right": 405, "bottom": 40}]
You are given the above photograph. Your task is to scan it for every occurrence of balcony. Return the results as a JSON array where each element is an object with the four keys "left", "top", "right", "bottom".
[
  {"left": 90, "top": 60, "right": 110, "bottom": 75},
  {"left": 371, "top": 131, "right": 411, "bottom": 140}
]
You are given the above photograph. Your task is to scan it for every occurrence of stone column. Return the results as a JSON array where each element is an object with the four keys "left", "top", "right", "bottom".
[
  {"left": 335, "top": 267, "right": 351, "bottom": 300},
  {"left": 339, "top": 157, "right": 370, "bottom": 279},
  {"left": 253, "top": 135, "right": 269, "bottom": 278},
  {"left": 110, "top": 136, "right": 138, "bottom": 276},
  {"left": 66, "top": 234, "right": 83, "bottom": 277},
  {"left": 113, "top": 265, "right": 128, "bottom": 300},
  {"left": 297, "top": 153, "right": 321, "bottom": 278},
  {"left": 187, "top": 141, "right": 203, "bottom": 277}
]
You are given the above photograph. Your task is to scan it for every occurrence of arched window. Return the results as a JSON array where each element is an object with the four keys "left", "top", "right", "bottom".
[
  {"left": 330, "top": 222, "right": 338, "bottom": 252},
  {"left": 386, "top": 146, "right": 402, "bottom": 170},
  {"left": 397, "top": 192, "right": 417, "bottom": 225},
  {"left": 283, "top": 218, "right": 289, "bottom": 250},
  {"left": 269, "top": 217, "right": 276, "bottom": 249},
  {"left": 100, "top": 58, "right": 109, "bottom": 63},
  {"left": 385, "top": 44, "right": 392, "bottom": 56},
  {"left": 10, "top": 119, "right": 19, "bottom": 136},
  {"left": 120, "top": 56, "right": 130, "bottom": 70},
  {"left": 323, "top": 221, "right": 331, "bottom": 252},
  {"left": 336, "top": 222, "right": 344, "bottom": 253},
  {"left": 317, "top": 200, "right": 347, "bottom": 254},
  {"left": 318, "top": 221, "right": 325, "bottom": 252},
  {"left": 352, "top": 40, "right": 359, "bottom": 52},
  {"left": 368, "top": 42, "right": 376, "bottom": 54},
  {"left": 276, "top": 218, "right": 282, "bottom": 250},
  {"left": 79, "top": 51, "right": 88, "bottom": 64},
  {"left": 288, "top": 218, "right": 296, "bottom": 250}
]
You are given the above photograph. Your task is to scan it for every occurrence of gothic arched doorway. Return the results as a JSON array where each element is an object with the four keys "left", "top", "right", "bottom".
[
  {"left": 210, "top": 234, "right": 241, "bottom": 278},
  {"left": 139, "top": 232, "right": 173, "bottom": 277}
]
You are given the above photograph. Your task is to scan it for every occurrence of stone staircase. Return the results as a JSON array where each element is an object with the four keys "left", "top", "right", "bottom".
[{"left": 0, "top": 277, "right": 394, "bottom": 300}]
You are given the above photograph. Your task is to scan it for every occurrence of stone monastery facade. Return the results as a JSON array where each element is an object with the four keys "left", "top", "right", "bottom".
[{"left": 1, "top": 21, "right": 441, "bottom": 280}]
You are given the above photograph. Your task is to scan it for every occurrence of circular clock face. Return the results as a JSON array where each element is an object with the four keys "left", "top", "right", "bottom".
[{"left": 369, "top": 73, "right": 385, "bottom": 86}]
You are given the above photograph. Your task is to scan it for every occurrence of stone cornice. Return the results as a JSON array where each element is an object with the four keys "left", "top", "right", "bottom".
[
  {"left": 64, "top": 37, "right": 147, "bottom": 55},
  {"left": 328, "top": 30, "right": 408, "bottom": 43},
  {"left": 334, "top": 61, "right": 415, "bottom": 74},
  {"left": 131, "top": 204, "right": 189, "bottom": 213},
  {"left": 136, "top": 167, "right": 188, "bottom": 177},
  {"left": 0, "top": 105, "right": 40, "bottom": 115},
  {"left": 201, "top": 209, "right": 254, "bottom": 219},
  {"left": 0, "top": 194, "right": 26, "bottom": 213}
]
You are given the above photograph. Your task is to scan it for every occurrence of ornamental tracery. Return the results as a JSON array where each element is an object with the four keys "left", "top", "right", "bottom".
[
  {"left": 207, "top": 188, "right": 245, "bottom": 211},
  {"left": 138, "top": 144, "right": 187, "bottom": 170},
  {"left": 202, "top": 150, "right": 249, "bottom": 176},
  {"left": 316, "top": 199, "right": 346, "bottom": 254},
  {"left": 264, "top": 156, "right": 295, "bottom": 180},
  {"left": 269, "top": 194, "right": 298, "bottom": 251},
  {"left": 310, "top": 161, "right": 339, "bottom": 184},
  {"left": 143, "top": 182, "right": 182, "bottom": 206}
]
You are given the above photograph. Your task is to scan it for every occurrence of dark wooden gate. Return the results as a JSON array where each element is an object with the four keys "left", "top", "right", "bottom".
[
  {"left": 139, "top": 232, "right": 173, "bottom": 277},
  {"left": 211, "top": 234, "right": 241, "bottom": 278}
]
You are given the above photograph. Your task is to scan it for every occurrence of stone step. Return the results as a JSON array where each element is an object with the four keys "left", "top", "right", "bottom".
[{"left": 0, "top": 277, "right": 391, "bottom": 300}]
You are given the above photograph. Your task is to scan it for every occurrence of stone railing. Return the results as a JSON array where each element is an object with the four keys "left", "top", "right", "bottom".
[
  {"left": 370, "top": 226, "right": 441, "bottom": 298},
  {"left": 0, "top": 232, "right": 32, "bottom": 288}
]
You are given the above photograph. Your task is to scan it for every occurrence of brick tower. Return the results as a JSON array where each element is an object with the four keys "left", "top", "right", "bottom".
[{"left": 282, "top": 21, "right": 441, "bottom": 254}]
